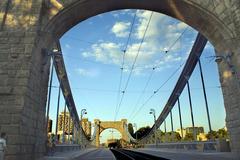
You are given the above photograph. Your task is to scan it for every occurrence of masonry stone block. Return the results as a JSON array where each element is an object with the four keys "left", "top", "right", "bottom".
[
  {"left": 6, "top": 144, "right": 21, "bottom": 154},
  {"left": 5, "top": 155, "right": 19, "bottom": 160},
  {"left": 0, "top": 115, "right": 11, "bottom": 124},
  {"left": 1, "top": 125, "right": 20, "bottom": 135},
  {"left": 0, "top": 86, "right": 13, "bottom": 95}
]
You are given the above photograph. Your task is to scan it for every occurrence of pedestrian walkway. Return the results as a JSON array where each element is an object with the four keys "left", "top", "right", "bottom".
[
  {"left": 134, "top": 148, "right": 239, "bottom": 160},
  {"left": 39, "top": 148, "right": 97, "bottom": 160}
]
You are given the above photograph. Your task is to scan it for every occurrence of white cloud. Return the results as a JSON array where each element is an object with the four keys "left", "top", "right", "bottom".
[
  {"left": 76, "top": 68, "right": 100, "bottom": 77},
  {"left": 82, "top": 41, "right": 157, "bottom": 69},
  {"left": 82, "top": 42, "right": 123, "bottom": 65},
  {"left": 81, "top": 10, "right": 195, "bottom": 76},
  {"left": 111, "top": 22, "right": 131, "bottom": 38},
  {"left": 134, "top": 10, "right": 189, "bottom": 52}
]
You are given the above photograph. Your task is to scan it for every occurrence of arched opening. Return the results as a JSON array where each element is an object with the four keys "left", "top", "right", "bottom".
[
  {"left": 39, "top": 0, "right": 238, "bottom": 153},
  {"left": 56, "top": 9, "right": 226, "bottom": 144},
  {"left": 1, "top": 1, "right": 239, "bottom": 160},
  {"left": 99, "top": 128, "right": 122, "bottom": 148}
]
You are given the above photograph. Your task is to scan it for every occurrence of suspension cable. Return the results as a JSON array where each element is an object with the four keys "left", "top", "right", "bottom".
[
  {"left": 165, "top": 27, "right": 188, "bottom": 53},
  {"left": 130, "top": 63, "right": 184, "bottom": 120},
  {"left": 114, "top": 11, "right": 137, "bottom": 120},
  {"left": 128, "top": 67, "right": 155, "bottom": 118},
  {"left": 114, "top": 11, "right": 154, "bottom": 120},
  {"left": 128, "top": 25, "right": 188, "bottom": 120}
]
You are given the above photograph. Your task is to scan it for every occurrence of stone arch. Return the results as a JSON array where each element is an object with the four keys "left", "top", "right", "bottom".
[
  {"left": 40, "top": 0, "right": 240, "bottom": 153},
  {"left": 43, "top": 0, "right": 235, "bottom": 51},
  {"left": 0, "top": 1, "right": 240, "bottom": 159},
  {"left": 99, "top": 128, "right": 122, "bottom": 147},
  {"left": 94, "top": 119, "right": 129, "bottom": 147}
]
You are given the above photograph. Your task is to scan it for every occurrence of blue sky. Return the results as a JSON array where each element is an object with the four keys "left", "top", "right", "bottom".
[{"left": 48, "top": 9, "right": 226, "bottom": 143}]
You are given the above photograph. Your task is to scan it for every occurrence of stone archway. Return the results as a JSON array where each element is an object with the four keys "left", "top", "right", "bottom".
[
  {"left": 0, "top": 1, "right": 240, "bottom": 159},
  {"left": 94, "top": 119, "right": 129, "bottom": 148}
]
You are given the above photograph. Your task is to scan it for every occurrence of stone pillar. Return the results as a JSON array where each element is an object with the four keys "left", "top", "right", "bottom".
[
  {"left": 120, "top": 119, "right": 129, "bottom": 147},
  {"left": 215, "top": 46, "right": 240, "bottom": 156},
  {"left": 0, "top": 1, "right": 52, "bottom": 160},
  {"left": 94, "top": 119, "right": 100, "bottom": 147}
]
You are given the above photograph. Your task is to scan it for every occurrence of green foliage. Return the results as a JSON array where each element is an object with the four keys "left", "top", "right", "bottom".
[
  {"left": 206, "top": 128, "right": 229, "bottom": 140},
  {"left": 133, "top": 126, "right": 151, "bottom": 139},
  {"left": 184, "top": 133, "right": 194, "bottom": 141},
  {"left": 175, "top": 132, "right": 182, "bottom": 140},
  {"left": 128, "top": 123, "right": 134, "bottom": 136},
  {"left": 217, "top": 128, "right": 229, "bottom": 139},
  {"left": 160, "top": 131, "right": 182, "bottom": 142},
  {"left": 130, "top": 126, "right": 229, "bottom": 144}
]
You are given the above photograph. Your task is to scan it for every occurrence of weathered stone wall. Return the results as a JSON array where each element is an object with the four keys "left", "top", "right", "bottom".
[
  {"left": 0, "top": 1, "right": 51, "bottom": 160},
  {"left": 190, "top": 0, "right": 240, "bottom": 154},
  {"left": 0, "top": 0, "right": 240, "bottom": 160}
]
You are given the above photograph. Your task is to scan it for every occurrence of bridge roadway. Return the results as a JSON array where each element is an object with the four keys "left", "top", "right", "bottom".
[
  {"left": 74, "top": 148, "right": 115, "bottom": 160},
  {"left": 42, "top": 148, "right": 237, "bottom": 160}
]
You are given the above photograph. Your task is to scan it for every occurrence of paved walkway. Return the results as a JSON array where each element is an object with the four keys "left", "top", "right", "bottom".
[
  {"left": 134, "top": 148, "right": 239, "bottom": 160},
  {"left": 39, "top": 148, "right": 97, "bottom": 160},
  {"left": 74, "top": 148, "right": 116, "bottom": 160},
  {"left": 38, "top": 147, "right": 240, "bottom": 160}
]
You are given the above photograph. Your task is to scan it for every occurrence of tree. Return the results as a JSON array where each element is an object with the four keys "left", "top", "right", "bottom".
[
  {"left": 184, "top": 133, "right": 194, "bottom": 141},
  {"left": 160, "top": 131, "right": 181, "bottom": 142},
  {"left": 174, "top": 132, "right": 182, "bottom": 141},
  {"left": 206, "top": 130, "right": 218, "bottom": 140},
  {"left": 128, "top": 123, "right": 134, "bottom": 136},
  {"left": 217, "top": 128, "right": 229, "bottom": 139},
  {"left": 206, "top": 128, "right": 229, "bottom": 140},
  {"left": 133, "top": 126, "right": 151, "bottom": 139}
]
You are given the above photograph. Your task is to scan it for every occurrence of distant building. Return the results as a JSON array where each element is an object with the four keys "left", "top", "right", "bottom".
[
  {"left": 176, "top": 128, "right": 186, "bottom": 138},
  {"left": 176, "top": 126, "right": 204, "bottom": 138},
  {"left": 58, "top": 111, "right": 74, "bottom": 134},
  {"left": 186, "top": 127, "right": 204, "bottom": 135},
  {"left": 186, "top": 126, "right": 204, "bottom": 135},
  {"left": 57, "top": 111, "right": 92, "bottom": 140}
]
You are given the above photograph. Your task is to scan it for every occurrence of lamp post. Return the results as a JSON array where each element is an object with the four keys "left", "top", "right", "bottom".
[
  {"left": 109, "top": 130, "right": 114, "bottom": 140},
  {"left": 80, "top": 109, "right": 87, "bottom": 148},
  {"left": 55, "top": 86, "right": 61, "bottom": 143},
  {"left": 62, "top": 101, "right": 67, "bottom": 143},
  {"left": 149, "top": 108, "right": 157, "bottom": 147}
]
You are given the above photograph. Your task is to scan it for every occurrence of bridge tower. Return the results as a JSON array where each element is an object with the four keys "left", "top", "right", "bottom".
[{"left": 94, "top": 119, "right": 129, "bottom": 147}]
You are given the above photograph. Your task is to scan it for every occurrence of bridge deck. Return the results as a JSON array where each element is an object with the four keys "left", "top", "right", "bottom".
[
  {"left": 39, "top": 147, "right": 238, "bottom": 160},
  {"left": 134, "top": 148, "right": 238, "bottom": 160}
]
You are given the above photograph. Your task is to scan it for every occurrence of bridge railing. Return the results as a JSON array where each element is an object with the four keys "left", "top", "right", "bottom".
[
  {"left": 144, "top": 140, "right": 230, "bottom": 152},
  {"left": 50, "top": 42, "right": 91, "bottom": 144}
]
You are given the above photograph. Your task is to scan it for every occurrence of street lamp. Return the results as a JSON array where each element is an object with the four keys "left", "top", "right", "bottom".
[
  {"left": 80, "top": 109, "right": 87, "bottom": 148},
  {"left": 109, "top": 130, "right": 114, "bottom": 140},
  {"left": 149, "top": 108, "right": 157, "bottom": 147}
]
